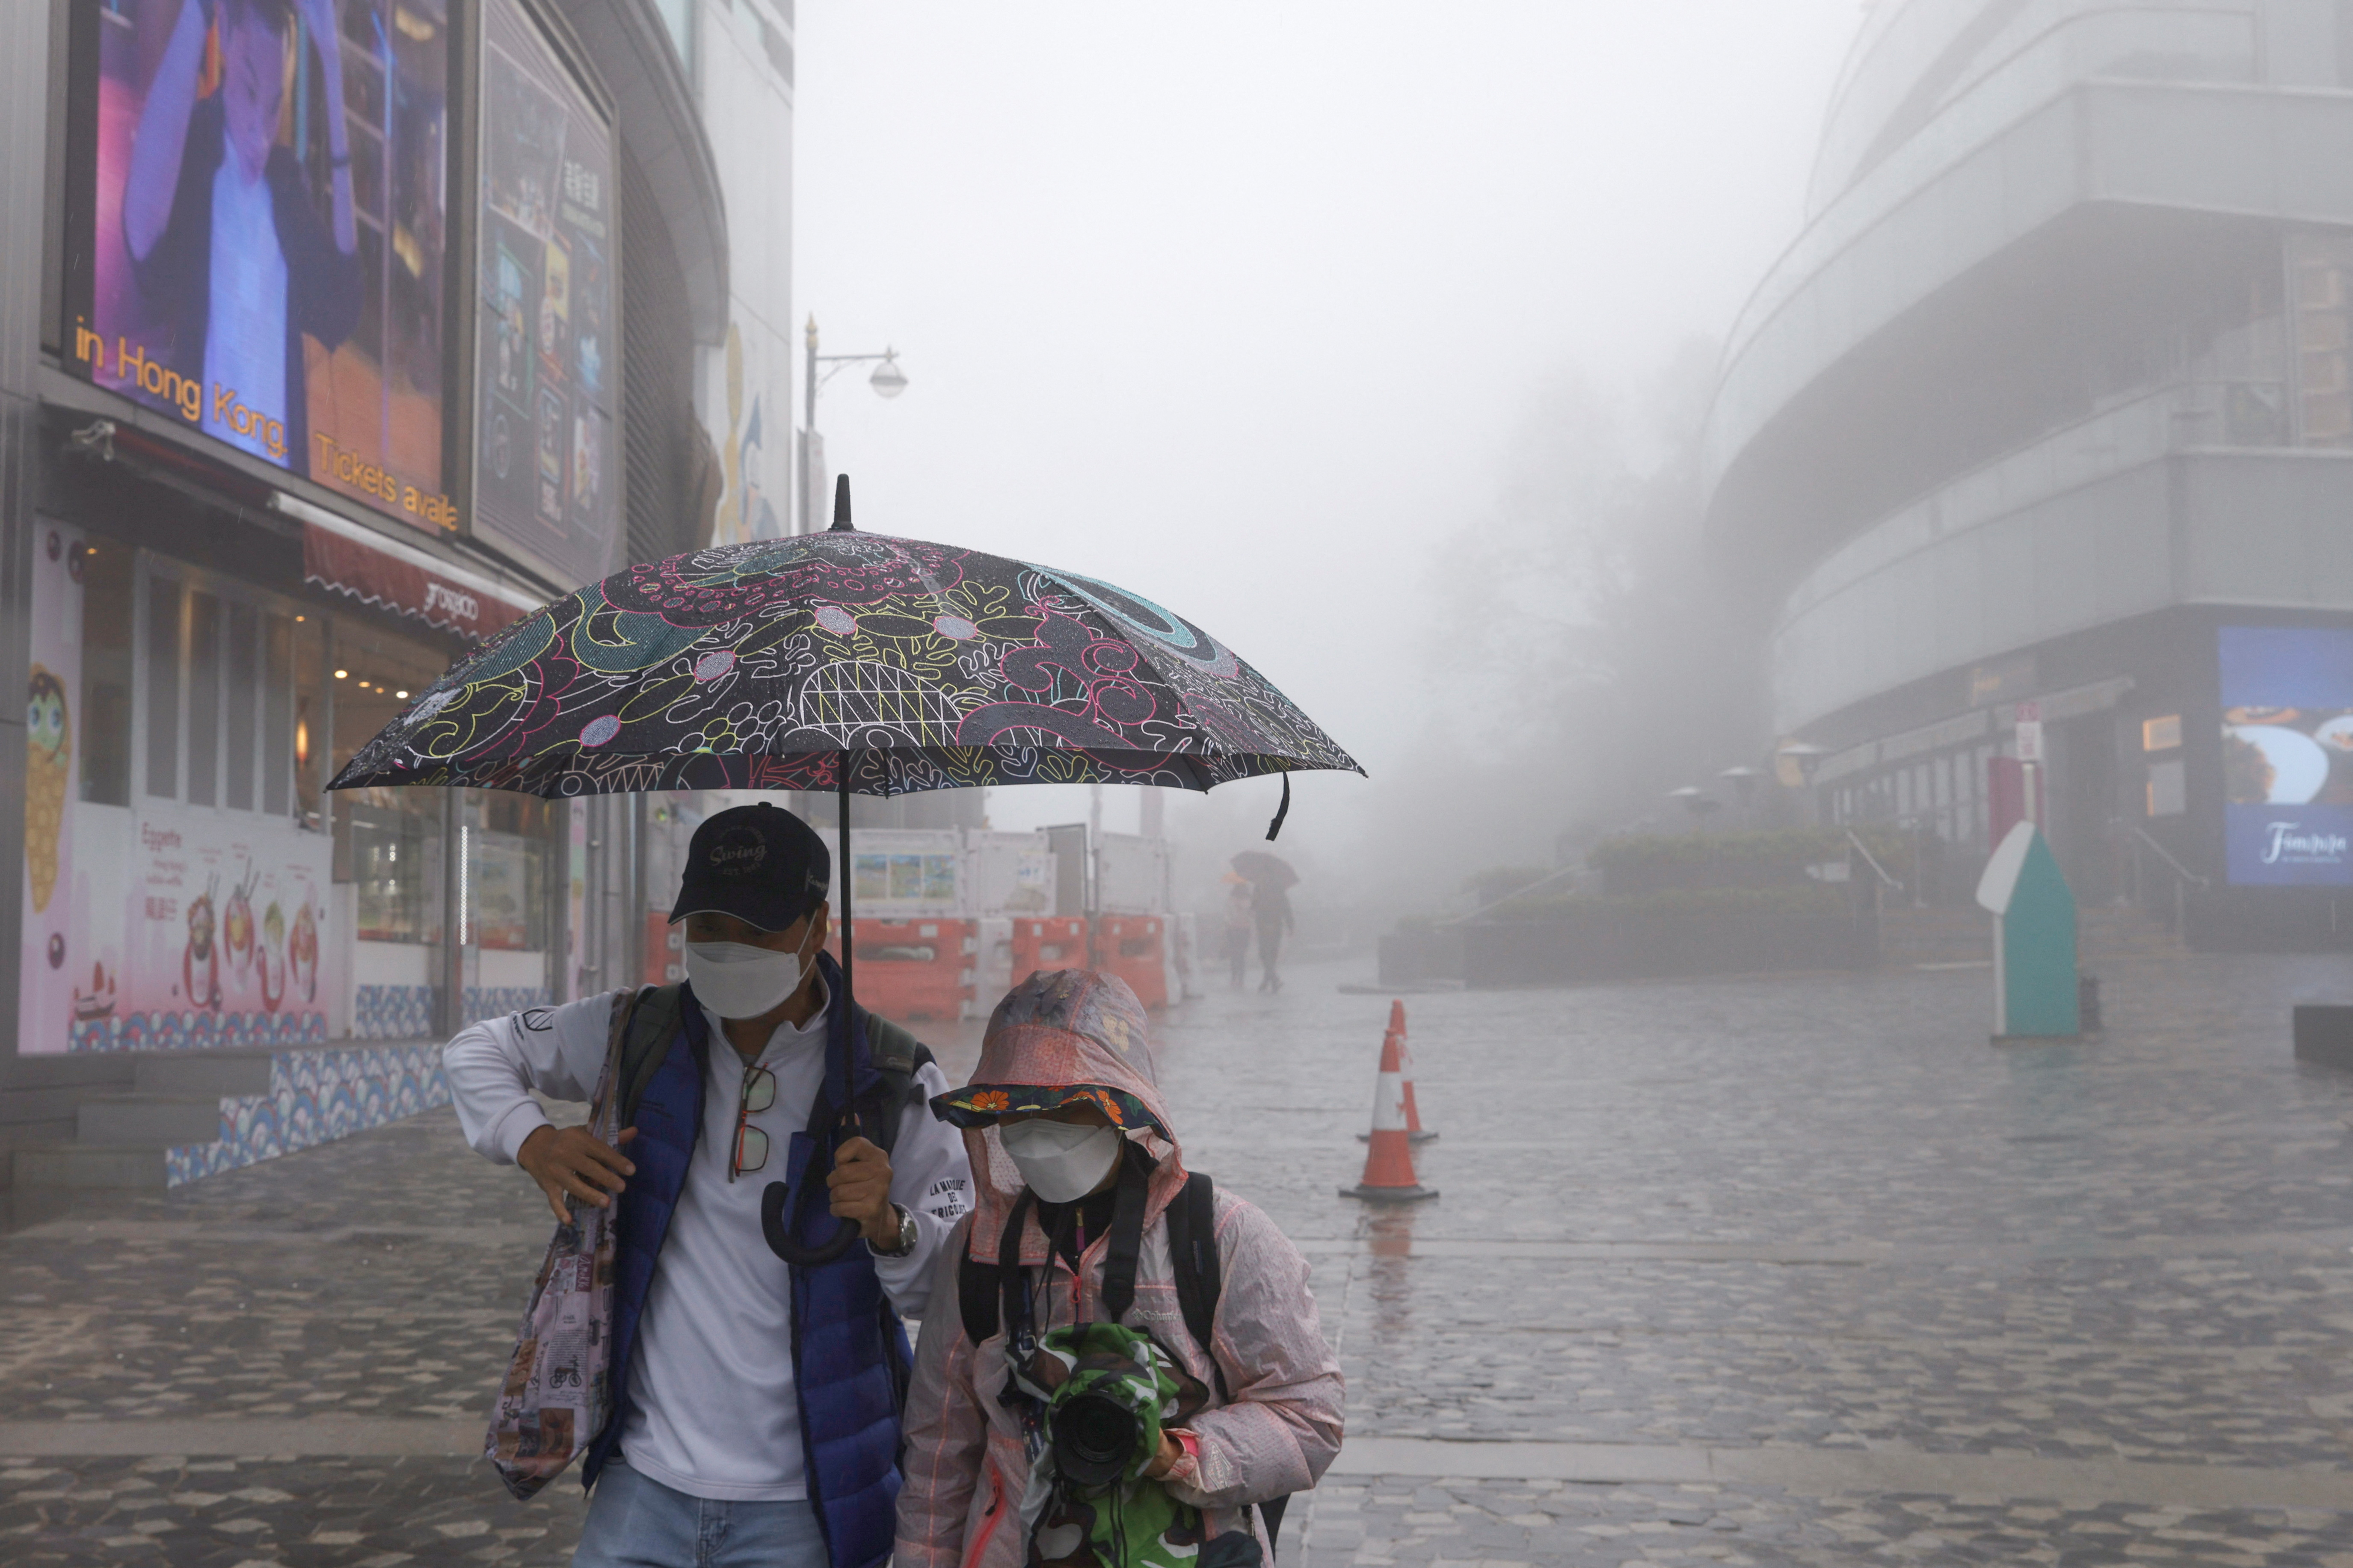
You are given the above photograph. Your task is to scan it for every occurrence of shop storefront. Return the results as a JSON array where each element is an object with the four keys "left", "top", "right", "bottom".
[{"left": 16, "top": 518, "right": 570, "bottom": 1059}]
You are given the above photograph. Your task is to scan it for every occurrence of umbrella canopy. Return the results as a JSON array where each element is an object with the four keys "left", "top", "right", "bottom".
[
  {"left": 328, "top": 529, "right": 1359, "bottom": 800},
  {"left": 1230, "top": 850, "right": 1298, "bottom": 889}
]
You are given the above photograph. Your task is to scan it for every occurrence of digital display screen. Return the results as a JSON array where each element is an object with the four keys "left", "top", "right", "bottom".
[
  {"left": 65, "top": 0, "right": 455, "bottom": 530},
  {"left": 470, "top": 0, "right": 618, "bottom": 589},
  {"left": 2218, "top": 626, "right": 2353, "bottom": 885}
]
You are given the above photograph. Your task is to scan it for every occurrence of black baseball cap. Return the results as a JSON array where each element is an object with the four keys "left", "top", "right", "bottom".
[{"left": 670, "top": 803, "right": 831, "bottom": 931}]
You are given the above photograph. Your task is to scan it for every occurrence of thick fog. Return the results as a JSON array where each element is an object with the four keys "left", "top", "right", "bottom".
[{"left": 795, "top": 3, "right": 1863, "bottom": 935}]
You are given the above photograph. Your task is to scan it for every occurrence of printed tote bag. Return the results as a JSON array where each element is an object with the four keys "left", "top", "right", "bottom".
[{"left": 485, "top": 997, "right": 628, "bottom": 1498}]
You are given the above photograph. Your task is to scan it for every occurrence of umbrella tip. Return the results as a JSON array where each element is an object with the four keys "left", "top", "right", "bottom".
[{"left": 830, "top": 475, "right": 854, "bottom": 531}]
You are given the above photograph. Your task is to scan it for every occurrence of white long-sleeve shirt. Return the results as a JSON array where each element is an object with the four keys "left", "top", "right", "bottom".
[{"left": 444, "top": 981, "right": 973, "bottom": 1502}]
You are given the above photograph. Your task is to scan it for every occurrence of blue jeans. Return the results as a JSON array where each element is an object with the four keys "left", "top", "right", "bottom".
[{"left": 573, "top": 1461, "right": 828, "bottom": 1568}]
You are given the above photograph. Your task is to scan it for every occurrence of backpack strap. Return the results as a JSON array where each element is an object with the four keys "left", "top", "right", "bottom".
[
  {"left": 859, "top": 1009, "right": 936, "bottom": 1156},
  {"left": 1165, "top": 1169, "right": 1227, "bottom": 1400},
  {"left": 614, "top": 985, "right": 690, "bottom": 1126}
]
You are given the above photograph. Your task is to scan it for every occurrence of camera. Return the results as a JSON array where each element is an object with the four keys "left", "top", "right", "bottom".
[{"left": 1049, "top": 1389, "right": 1142, "bottom": 1488}]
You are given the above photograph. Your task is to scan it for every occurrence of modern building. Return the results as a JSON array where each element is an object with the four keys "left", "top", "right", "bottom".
[
  {"left": 0, "top": 0, "right": 775, "bottom": 1189},
  {"left": 1704, "top": 0, "right": 2353, "bottom": 947}
]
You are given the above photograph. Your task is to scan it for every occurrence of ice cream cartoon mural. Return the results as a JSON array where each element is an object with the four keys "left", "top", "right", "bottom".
[
  {"left": 25, "top": 663, "right": 70, "bottom": 912},
  {"left": 19, "top": 528, "right": 86, "bottom": 1059},
  {"left": 184, "top": 880, "right": 221, "bottom": 1012}
]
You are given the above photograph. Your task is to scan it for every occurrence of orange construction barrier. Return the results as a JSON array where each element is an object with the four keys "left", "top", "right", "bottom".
[
  {"left": 1092, "top": 915, "right": 1169, "bottom": 1010},
  {"left": 1009, "top": 917, "right": 1090, "bottom": 982},
  {"left": 1341, "top": 1024, "right": 1437, "bottom": 1202},
  {"left": 826, "top": 918, "right": 975, "bottom": 1024}
]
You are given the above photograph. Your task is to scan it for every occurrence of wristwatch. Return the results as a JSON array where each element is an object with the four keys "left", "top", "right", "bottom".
[{"left": 874, "top": 1203, "right": 917, "bottom": 1258}]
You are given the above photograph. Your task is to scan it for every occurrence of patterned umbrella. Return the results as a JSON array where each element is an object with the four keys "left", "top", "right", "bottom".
[
  {"left": 327, "top": 524, "right": 1360, "bottom": 805},
  {"left": 329, "top": 510, "right": 1358, "bottom": 1266}
]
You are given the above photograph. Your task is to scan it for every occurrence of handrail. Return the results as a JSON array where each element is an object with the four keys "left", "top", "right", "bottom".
[
  {"left": 1441, "top": 861, "right": 1582, "bottom": 927},
  {"left": 1844, "top": 829, "right": 1903, "bottom": 891},
  {"left": 2111, "top": 818, "right": 2208, "bottom": 889}
]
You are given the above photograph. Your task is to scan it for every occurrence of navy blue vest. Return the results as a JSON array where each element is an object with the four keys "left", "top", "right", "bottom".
[{"left": 584, "top": 958, "right": 913, "bottom": 1568}]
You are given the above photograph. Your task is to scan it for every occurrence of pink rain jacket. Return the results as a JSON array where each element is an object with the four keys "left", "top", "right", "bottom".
[{"left": 895, "top": 969, "right": 1344, "bottom": 1568}]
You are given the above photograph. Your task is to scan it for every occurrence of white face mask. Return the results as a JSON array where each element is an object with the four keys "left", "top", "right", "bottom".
[
  {"left": 684, "top": 921, "right": 819, "bottom": 1020},
  {"left": 998, "top": 1117, "right": 1123, "bottom": 1203}
]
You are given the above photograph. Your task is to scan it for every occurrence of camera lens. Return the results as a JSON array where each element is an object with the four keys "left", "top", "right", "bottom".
[{"left": 1051, "top": 1391, "right": 1141, "bottom": 1488}]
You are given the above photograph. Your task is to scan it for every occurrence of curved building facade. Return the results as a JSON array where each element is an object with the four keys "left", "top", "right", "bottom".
[{"left": 1705, "top": 0, "right": 2353, "bottom": 945}]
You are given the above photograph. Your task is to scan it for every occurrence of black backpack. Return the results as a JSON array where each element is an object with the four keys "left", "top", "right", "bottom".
[{"left": 956, "top": 1169, "right": 1292, "bottom": 1554}]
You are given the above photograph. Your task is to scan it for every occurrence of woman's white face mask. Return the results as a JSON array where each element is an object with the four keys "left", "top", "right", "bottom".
[
  {"left": 998, "top": 1116, "right": 1123, "bottom": 1203},
  {"left": 684, "top": 920, "right": 819, "bottom": 1020}
]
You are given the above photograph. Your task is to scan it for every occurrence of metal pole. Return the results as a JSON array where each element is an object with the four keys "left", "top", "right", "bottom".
[
  {"left": 800, "top": 316, "right": 819, "bottom": 536},
  {"left": 837, "top": 751, "right": 854, "bottom": 1010},
  {"left": 440, "top": 790, "right": 464, "bottom": 1036}
]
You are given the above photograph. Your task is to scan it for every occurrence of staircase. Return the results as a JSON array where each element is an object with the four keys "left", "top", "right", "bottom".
[
  {"left": 1877, "top": 905, "right": 1991, "bottom": 966},
  {"left": 8, "top": 1040, "right": 447, "bottom": 1192},
  {"left": 1876, "top": 902, "right": 2178, "bottom": 969}
]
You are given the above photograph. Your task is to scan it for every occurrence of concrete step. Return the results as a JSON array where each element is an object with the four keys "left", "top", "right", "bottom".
[
  {"left": 1878, "top": 907, "right": 1991, "bottom": 965},
  {"left": 0, "top": 1084, "right": 109, "bottom": 1128},
  {"left": 0, "top": 1120, "right": 75, "bottom": 1193},
  {"left": 2080, "top": 905, "right": 2180, "bottom": 958},
  {"left": 75, "top": 1095, "right": 223, "bottom": 1146},
  {"left": 133, "top": 1053, "right": 275, "bottom": 1098},
  {"left": 12, "top": 1142, "right": 168, "bottom": 1190}
]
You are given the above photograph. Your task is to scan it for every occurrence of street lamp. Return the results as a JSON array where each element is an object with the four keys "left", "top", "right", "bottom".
[
  {"left": 800, "top": 316, "right": 910, "bottom": 535},
  {"left": 1668, "top": 785, "right": 1720, "bottom": 828},
  {"left": 1719, "top": 764, "right": 1762, "bottom": 828}
]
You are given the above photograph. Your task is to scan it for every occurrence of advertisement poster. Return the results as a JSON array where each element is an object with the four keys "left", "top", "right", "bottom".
[
  {"left": 64, "top": 0, "right": 456, "bottom": 531},
  {"left": 2219, "top": 626, "right": 2353, "bottom": 885},
  {"left": 102, "top": 807, "right": 335, "bottom": 1052},
  {"left": 473, "top": 0, "right": 618, "bottom": 588},
  {"left": 21, "top": 527, "right": 88, "bottom": 1060}
]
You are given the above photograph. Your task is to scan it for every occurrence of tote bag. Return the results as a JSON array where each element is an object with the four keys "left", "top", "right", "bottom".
[{"left": 485, "top": 996, "right": 627, "bottom": 1499}]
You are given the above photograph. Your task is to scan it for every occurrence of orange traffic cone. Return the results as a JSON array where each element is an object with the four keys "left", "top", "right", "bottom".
[
  {"left": 1360, "top": 1001, "right": 1437, "bottom": 1144},
  {"left": 1341, "top": 1024, "right": 1437, "bottom": 1203}
]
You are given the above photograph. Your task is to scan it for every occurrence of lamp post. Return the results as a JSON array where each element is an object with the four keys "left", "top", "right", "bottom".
[
  {"left": 1719, "top": 764, "right": 1762, "bottom": 828},
  {"left": 799, "top": 315, "right": 908, "bottom": 536}
]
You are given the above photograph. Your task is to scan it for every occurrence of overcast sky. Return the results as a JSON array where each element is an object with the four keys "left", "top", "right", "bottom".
[{"left": 794, "top": 3, "right": 1866, "bottom": 883}]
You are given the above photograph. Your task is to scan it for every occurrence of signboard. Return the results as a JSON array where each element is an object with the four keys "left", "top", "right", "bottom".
[
  {"left": 471, "top": 0, "right": 619, "bottom": 588},
  {"left": 2012, "top": 700, "right": 2044, "bottom": 763},
  {"left": 2219, "top": 626, "right": 2353, "bottom": 885},
  {"left": 63, "top": 0, "right": 456, "bottom": 530}
]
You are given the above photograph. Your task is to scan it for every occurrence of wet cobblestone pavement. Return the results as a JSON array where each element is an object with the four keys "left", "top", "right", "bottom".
[{"left": 8, "top": 940, "right": 2353, "bottom": 1563}]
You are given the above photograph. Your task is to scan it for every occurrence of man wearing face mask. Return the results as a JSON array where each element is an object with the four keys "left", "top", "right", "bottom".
[{"left": 444, "top": 802, "right": 973, "bottom": 1568}]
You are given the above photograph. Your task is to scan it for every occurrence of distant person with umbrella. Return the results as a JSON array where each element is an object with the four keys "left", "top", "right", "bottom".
[
  {"left": 1232, "top": 852, "right": 1298, "bottom": 994},
  {"left": 1221, "top": 875, "right": 1255, "bottom": 990}
]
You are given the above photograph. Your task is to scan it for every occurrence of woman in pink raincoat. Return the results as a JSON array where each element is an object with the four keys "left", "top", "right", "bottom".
[{"left": 897, "top": 968, "right": 1343, "bottom": 1568}]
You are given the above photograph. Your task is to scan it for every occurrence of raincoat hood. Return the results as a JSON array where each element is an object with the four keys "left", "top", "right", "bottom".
[{"left": 931, "top": 968, "right": 1187, "bottom": 1263}]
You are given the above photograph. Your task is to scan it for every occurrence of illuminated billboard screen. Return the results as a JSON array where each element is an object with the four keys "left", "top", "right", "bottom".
[
  {"left": 64, "top": 0, "right": 455, "bottom": 530},
  {"left": 470, "top": 0, "right": 618, "bottom": 589},
  {"left": 2219, "top": 626, "right": 2353, "bottom": 885}
]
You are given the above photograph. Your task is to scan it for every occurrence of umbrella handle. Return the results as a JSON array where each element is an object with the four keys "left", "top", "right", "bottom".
[
  {"left": 758, "top": 1104, "right": 874, "bottom": 1267},
  {"left": 760, "top": 1180, "right": 861, "bottom": 1267}
]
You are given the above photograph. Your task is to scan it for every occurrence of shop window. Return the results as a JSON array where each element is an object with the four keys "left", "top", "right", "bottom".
[
  {"left": 140, "top": 566, "right": 310, "bottom": 820},
  {"left": 186, "top": 592, "right": 220, "bottom": 807},
  {"left": 331, "top": 618, "right": 465, "bottom": 944},
  {"left": 263, "top": 616, "right": 293, "bottom": 816},
  {"left": 293, "top": 616, "right": 326, "bottom": 829},
  {"left": 224, "top": 603, "right": 258, "bottom": 810},
  {"left": 466, "top": 793, "right": 558, "bottom": 953},
  {"left": 144, "top": 577, "right": 179, "bottom": 799},
  {"left": 78, "top": 540, "right": 133, "bottom": 806}
]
